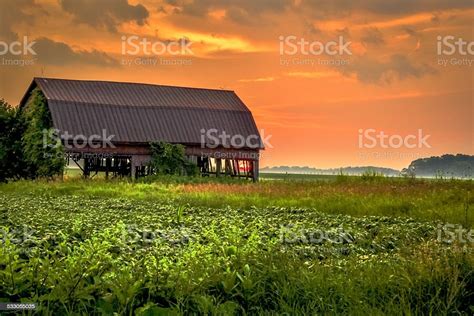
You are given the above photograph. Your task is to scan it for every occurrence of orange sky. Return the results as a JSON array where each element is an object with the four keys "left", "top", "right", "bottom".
[{"left": 0, "top": 0, "right": 472, "bottom": 169}]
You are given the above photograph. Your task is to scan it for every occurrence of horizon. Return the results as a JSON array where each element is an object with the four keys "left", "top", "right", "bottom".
[
  {"left": 260, "top": 153, "right": 472, "bottom": 170},
  {"left": 1, "top": 0, "right": 472, "bottom": 169}
]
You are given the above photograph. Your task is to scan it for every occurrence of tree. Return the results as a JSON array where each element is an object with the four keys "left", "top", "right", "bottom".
[
  {"left": 405, "top": 154, "right": 473, "bottom": 178},
  {"left": 21, "top": 88, "right": 65, "bottom": 178},
  {"left": 148, "top": 142, "right": 198, "bottom": 176},
  {"left": 0, "top": 99, "right": 27, "bottom": 182}
]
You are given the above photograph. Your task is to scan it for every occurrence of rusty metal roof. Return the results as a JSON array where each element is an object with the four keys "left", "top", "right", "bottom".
[{"left": 21, "top": 78, "right": 263, "bottom": 149}]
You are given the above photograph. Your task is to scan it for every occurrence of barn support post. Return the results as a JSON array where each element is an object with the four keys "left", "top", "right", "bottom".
[
  {"left": 83, "top": 158, "right": 90, "bottom": 178},
  {"left": 224, "top": 159, "right": 232, "bottom": 176},
  {"left": 235, "top": 160, "right": 241, "bottom": 177},
  {"left": 105, "top": 158, "right": 111, "bottom": 179},
  {"left": 131, "top": 156, "right": 137, "bottom": 179},
  {"left": 252, "top": 160, "right": 259, "bottom": 182},
  {"left": 216, "top": 159, "right": 221, "bottom": 177}
]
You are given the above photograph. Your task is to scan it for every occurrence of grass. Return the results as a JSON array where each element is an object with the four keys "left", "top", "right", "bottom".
[
  {"left": 0, "top": 175, "right": 473, "bottom": 314},
  {"left": 2, "top": 175, "right": 472, "bottom": 226}
]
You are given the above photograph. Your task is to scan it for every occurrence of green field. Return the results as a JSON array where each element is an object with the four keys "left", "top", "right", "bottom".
[{"left": 0, "top": 175, "right": 473, "bottom": 314}]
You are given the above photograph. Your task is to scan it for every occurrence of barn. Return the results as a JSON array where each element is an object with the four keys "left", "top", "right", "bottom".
[{"left": 19, "top": 78, "right": 263, "bottom": 181}]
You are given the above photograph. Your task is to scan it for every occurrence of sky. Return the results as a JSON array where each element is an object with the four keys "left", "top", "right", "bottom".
[{"left": 0, "top": 0, "right": 472, "bottom": 169}]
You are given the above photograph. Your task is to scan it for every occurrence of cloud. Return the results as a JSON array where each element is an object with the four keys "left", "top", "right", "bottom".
[
  {"left": 339, "top": 54, "right": 436, "bottom": 84},
  {"left": 299, "top": 0, "right": 474, "bottom": 19},
  {"left": 304, "top": 21, "right": 321, "bottom": 35},
  {"left": 286, "top": 71, "right": 340, "bottom": 79},
  {"left": 360, "top": 27, "right": 385, "bottom": 46},
  {"left": 401, "top": 26, "right": 422, "bottom": 50},
  {"left": 403, "top": 26, "right": 418, "bottom": 38},
  {"left": 59, "top": 0, "right": 149, "bottom": 32},
  {"left": 166, "top": 0, "right": 291, "bottom": 23},
  {"left": 34, "top": 38, "right": 117, "bottom": 67},
  {"left": 0, "top": 0, "right": 39, "bottom": 41},
  {"left": 431, "top": 14, "right": 440, "bottom": 23},
  {"left": 238, "top": 76, "right": 276, "bottom": 82},
  {"left": 336, "top": 27, "right": 351, "bottom": 39}
]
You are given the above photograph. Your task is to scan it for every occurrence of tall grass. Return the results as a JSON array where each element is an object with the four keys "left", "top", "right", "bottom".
[{"left": 1, "top": 176, "right": 471, "bottom": 226}]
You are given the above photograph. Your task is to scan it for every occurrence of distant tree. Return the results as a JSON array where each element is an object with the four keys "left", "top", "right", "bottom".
[
  {"left": 148, "top": 141, "right": 199, "bottom": 176},
  {"left": 406, "top": 154, "right": 474, "bottom": 178}
]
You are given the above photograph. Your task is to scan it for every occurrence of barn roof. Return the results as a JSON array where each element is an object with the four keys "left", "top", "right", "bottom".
[{"left": 20, "top": 78, "right": 263, "bottom": 149}]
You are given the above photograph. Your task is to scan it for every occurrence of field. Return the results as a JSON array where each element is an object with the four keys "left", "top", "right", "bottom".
[{"left": 0, "top": 175, "right": 473, "bottom": 314}]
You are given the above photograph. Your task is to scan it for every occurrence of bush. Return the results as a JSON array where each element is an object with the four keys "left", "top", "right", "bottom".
[{"left": 148, "top": 141, "right": 199, "bottom": 176}]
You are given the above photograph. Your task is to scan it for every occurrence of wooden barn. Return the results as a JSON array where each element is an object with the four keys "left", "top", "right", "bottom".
[{"left": 19, "top": 78, "right": 263, "bottom": 181}]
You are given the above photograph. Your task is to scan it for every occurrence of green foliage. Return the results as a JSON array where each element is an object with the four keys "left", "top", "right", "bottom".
[
  {"left": 1, "top": 90, "right": 65, "bottom": 181},
  {"left": 404, "top": 154, "right": 474, "bottom": 179},
  {"left": 361, "top": 169, "right": 386, "bottom": 181},
  {"left": 1, "top": 176, "right": 472, "bottom": 226},
  {"left": 21, "top": 88, "right": 64, "bottom": 178},
  {"left": 0, "top": 186, "right": 473, "bottom": 314},
  {"left": 137, "top": 174, "right": 245, "bottom": 185},
  {"left": 148, "top": 141, "right": 198, "bottom": 176},
  {"left": 0, "top": 99, "right": 27, "bottom": 182}
]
